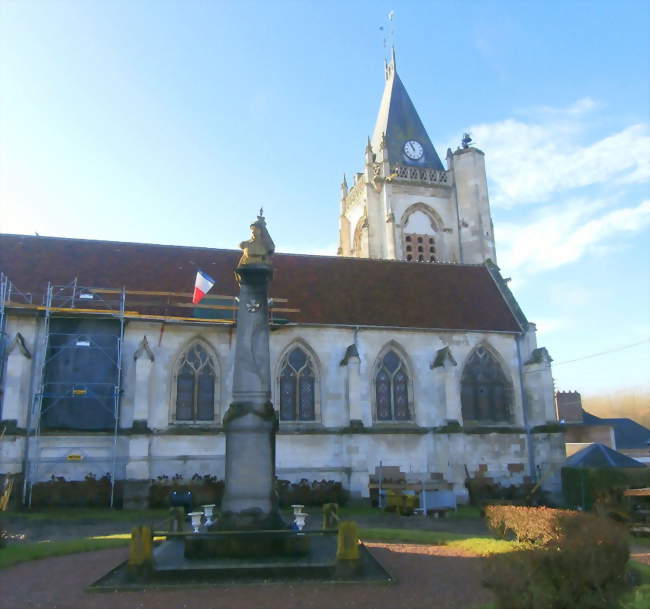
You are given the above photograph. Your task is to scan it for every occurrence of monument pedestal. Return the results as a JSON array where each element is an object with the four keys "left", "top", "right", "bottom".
[
  {"left": 184, "top": 530, "right": 309, "bottom": 559},
  {"left": 216, "top": 263, "right": 285, "bottom": 534}
]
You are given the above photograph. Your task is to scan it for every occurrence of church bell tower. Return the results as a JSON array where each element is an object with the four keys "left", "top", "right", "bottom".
[{"left": 338, "top": 51, "right": 497, "bottom": 265}]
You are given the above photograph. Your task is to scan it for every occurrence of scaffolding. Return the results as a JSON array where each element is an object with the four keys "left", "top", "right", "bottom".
[
  {"left": 0, "top": 274, "right": 7, "bottom": 412},
  {"left": 3, "top": 280, "right": 298, "bottom": 508},
  {"left": 22, "top": 281, "right": 127, "bottom": 507}
]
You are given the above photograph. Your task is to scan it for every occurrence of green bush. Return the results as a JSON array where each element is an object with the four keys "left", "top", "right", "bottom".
[
  {"left": 30, "top": 474, "right": 121, "bottom": 508},
  {"left": 562, "top": 467, "right": 650, "bottom": 510},
  {"left": 484, "top": 505, "right": 578, "bottom": 545},
  {"left": 149, "top": 474, "right": 224, "bottom": 508},
  {"left": 148, "top": 476, "right": 348, "bottom": 508},
  {"left": 275, "top": 479, "right": 348, "bottom": 507},
  {"left": 466, "top": 476, "right": 545, "bottom": 507},
  {"left": 484, "top": 510, "right": 630, "bottom": 609}
]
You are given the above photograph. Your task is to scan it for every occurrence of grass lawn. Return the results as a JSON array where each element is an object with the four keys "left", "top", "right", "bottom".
[
  {"left": 339, "top": 503, "right": 482, "bottom": 519},
  {"left": 359, "top": 527, "right": 521, "bottom": 556},
  {"left": 0, "top": 507, "right": 168, "bottom": 522},
  {"left": 0, "top": 536, "right": 130, "bottom": 569},
  {"left": 0, "top": 526, "right": 514, "bottom": 570}
]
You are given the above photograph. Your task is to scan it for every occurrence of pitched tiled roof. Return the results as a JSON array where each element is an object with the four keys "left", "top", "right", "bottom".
[
  {"left": 583, "top": 411, "right": 650, "bottom": 450},
  {"left": 0, "top": 234, "right": 521, "bottom": 332},
  {"left": 565, "top": 442, "right": 645, "bottom": 468}
]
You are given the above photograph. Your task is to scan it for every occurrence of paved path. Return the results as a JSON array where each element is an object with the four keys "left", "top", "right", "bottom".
[{"left": 0, "top": 543, "right": 491, "bottom": 609}]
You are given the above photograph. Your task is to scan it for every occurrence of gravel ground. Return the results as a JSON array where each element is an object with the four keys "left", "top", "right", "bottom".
[{"left": 0, "top": 543, "right": 491, "bottom": 609}]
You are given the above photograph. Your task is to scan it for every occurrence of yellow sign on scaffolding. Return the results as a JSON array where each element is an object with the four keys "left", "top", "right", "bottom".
[
  {"left": 72, "top": 388, "right": 87, "bottom": 396},
  {"left": 66, "top": 454, "right": 83, "bottom": 461}
]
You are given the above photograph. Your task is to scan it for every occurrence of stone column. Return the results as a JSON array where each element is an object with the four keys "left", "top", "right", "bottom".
[
  {"left": 348, "top": 354, "right": 362, "bottom": 425},
  {"left": 1, "top": 333, "right": 32, "bottom": 429},
  {"left": 341, "top": 344, "right": 362, "bottom": 427},
  {"left": 431, "top": 347, "right": 461, "bottom": 424},
  {"left": 445, "top": 369, "right": 462, "bottom": 423},
  {"left": 219, "top": 263, "right": 283, "bottom": 530},
  {"left": 132, "top": 336, "right": 154, "bottom": 431}
]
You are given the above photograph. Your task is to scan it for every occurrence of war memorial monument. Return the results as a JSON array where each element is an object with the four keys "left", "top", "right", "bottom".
[{"left": 91, "top": 213, "right": 390, "bottom": 588}]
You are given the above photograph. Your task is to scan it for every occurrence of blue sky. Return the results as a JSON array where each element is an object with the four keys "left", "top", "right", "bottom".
[{"left": 1, "top": 0, "right": 649, "bottom": 398}]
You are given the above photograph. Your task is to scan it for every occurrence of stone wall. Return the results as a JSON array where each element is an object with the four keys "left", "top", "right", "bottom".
[{"left": 0, "top": 313, "right": 562, "bottom": 501}]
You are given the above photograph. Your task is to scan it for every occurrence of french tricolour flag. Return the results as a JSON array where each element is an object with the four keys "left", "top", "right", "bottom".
[{"left": 192, "top": 270, "right": 215, "bottom": 305}]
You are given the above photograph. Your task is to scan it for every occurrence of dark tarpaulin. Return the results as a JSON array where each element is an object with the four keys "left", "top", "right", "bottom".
[{"left": 40, "top": 318, "right": 120, "bottom": 431}]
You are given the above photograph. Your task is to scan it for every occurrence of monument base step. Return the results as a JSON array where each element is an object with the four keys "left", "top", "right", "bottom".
[{"left": 89, "top": 535, "right": 393, "bottom": 590}]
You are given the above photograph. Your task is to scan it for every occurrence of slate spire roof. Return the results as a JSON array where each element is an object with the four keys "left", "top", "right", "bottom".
[{"left": 370, "top": 51, "right": 444, "bottom": 171}]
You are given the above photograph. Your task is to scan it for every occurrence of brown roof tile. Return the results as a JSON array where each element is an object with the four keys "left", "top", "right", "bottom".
[{"left": 0, "top": 234, "right": 521, "bottom": 332}]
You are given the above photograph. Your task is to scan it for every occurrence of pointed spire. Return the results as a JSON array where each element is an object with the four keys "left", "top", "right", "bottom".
[
  {"left": 371, "top": 57, "right": 444, "bottom": 170},
  {"left": 365, "top": 136, "right": 374, "bottom": 165},
  {"left": 341, "top": 174, "right": 348, "bottom": 196}
]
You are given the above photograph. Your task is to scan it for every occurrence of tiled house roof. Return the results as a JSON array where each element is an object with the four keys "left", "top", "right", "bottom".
[
  {"left": 564, "top": 442, "right": 645, "bottom": 468},
  {"left": 583, "top": 412, "right": 650, "bottom": 450},
  {"left": 1, "top": 234, "right": 521, "bottom": 332}
]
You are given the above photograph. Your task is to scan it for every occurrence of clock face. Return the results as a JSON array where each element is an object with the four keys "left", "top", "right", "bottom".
[{"left": 403, "top": 140, "right": 424, "bottom": 160}]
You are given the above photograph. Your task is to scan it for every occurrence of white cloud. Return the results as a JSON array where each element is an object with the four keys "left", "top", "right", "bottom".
[
  {"left": 497, "top": 199, "right": 650, "bottom": 275},
  {"left": 469, "top": 100, "right": 650, "bottom": 207},
  {"left": 547, "top": 282, "right": 592, "bottom": 308}
]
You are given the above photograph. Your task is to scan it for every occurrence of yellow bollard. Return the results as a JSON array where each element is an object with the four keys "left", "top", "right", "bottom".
[
  {"left": 322, "top": 502, "right": 339, "bottom": 530},
  {"left": 128, "top": 525, "right": 153, "bottom": 578},
  {"left": 336, "top": 520, "right": 359, "bottom": 560}
]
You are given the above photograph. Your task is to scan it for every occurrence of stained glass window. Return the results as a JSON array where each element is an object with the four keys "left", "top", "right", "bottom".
[
  {"left": 460, "top": 346, "right": 512, "bottom": 423},
  {"left": 375, "top": 350, "right": 411, "bottom": 421},
  {"left": 174, "top": 343, "right": 217, "bottom": 422},
  {"left": 279, "top": 346, "right": 316, "bottom": 421}
]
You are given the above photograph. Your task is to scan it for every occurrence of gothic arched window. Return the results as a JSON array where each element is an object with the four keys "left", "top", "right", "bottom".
[
  {"left": 279, "top": 346, "right": 316, "bottom": 421},
  {"left": 375, "top": 350, "right": 411, "bottom": 421},
  {"left": 401, "top": 206, "right": 441, "bottom": 263},
  {"left": 174, "top": 342, "right": 218, "bottom": 423},
  {"left": 461, "top": 346, "right": 513, "bottom": 424}
]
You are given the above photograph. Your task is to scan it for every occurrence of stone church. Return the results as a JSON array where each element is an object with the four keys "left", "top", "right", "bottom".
[{"left": 0, "top": 53, "right": 564, "bottom": 505}]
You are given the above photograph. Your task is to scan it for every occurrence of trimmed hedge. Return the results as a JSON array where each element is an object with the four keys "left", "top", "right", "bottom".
[
  {"left": 466, "top": 477, "right": 543, "bottom": 507},
  {"left": 562, "top": 466, "right": 650, "bottom": 510},
  {"left": 484, "top": 507, "right": 630, "bottom": 609},
  {"left": 149, "top": 474, "right": 224, "bottom": 508},
  {"left": 485, "top": 505, "right": 578, "bottom": 545},
  {"left": 30, "top": 474, "right": 121, "bottom": 508},
  {"left": 276, "top": 479, "right": 348, "bottom": 507},
  {"left": 149, "top": 475, "right": 347, "bottom": 508}
]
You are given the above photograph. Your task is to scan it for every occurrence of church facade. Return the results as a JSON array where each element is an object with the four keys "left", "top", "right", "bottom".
[{"left": 0, "top": 55, "right": 564, "bottom": 505}]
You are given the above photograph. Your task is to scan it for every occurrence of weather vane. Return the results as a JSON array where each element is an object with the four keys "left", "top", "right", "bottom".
[{"left": 379, "top": 10, "right": 396, "bottom": 59}]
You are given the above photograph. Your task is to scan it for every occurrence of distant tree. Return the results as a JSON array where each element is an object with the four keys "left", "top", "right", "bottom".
[{"left": 582, "top": 390, "right": 650, "bottom": 428}]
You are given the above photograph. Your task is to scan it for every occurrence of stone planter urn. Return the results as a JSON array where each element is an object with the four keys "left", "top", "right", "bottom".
[
  {"left": 188, "top": 511, "right": 204, "bottom": 533},
  {"left": 201, "top": 504, "right": 216, "bottom": 528}
]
